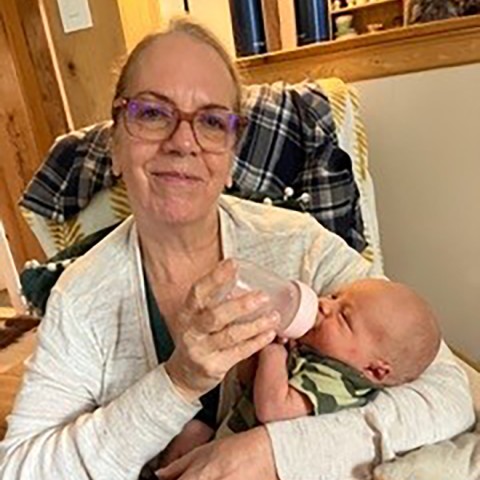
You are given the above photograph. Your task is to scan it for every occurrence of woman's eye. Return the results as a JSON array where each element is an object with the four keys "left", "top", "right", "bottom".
[
  {"left": 128, "top": 100, "right": 173, "bottom": 124},
  {"left": 139, "top": 106, "right": 171, "bottom": 121},
  {"left": 199, "top": 112, "right": 228, "bottom": 131}
]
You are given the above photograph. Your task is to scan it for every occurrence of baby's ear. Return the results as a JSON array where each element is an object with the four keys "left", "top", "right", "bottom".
[{"left": 363, "top": 359, "right": 391, "bottom": 384}]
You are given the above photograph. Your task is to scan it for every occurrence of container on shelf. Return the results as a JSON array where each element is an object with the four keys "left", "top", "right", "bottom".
[
  {"left": 229, "top": 0, "right": 267, "bottom": 57},
  {"left": 294, "top": 0, "right": 331, "bottom": 46}
]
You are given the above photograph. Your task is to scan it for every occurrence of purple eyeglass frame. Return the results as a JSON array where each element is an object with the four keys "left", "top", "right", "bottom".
[{"left": 112, "top": 96, "right": 247, "bottom": 151}]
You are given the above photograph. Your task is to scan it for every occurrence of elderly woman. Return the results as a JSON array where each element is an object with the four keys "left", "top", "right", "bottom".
[{"left": 0, "top": 19, "right": 474, "bottom": 480}]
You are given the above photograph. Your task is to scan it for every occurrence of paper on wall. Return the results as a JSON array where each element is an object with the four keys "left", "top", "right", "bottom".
[{"left": 56, "top": 0, "right": 93, "bottom": 34}]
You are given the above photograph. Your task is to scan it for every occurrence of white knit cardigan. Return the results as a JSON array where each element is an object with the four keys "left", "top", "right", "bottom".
[{"left": 0, "top": 196, "right": 474, "bottom": 479}]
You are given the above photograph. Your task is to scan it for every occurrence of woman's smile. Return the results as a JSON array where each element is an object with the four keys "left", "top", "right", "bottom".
[{"left": 150, "top": 170, "right": 203, "bottom": 186}]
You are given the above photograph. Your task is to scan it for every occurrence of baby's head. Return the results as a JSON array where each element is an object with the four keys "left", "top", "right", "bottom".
[{"left": 299, "top": 279, "right": 441, "bottom": 386}]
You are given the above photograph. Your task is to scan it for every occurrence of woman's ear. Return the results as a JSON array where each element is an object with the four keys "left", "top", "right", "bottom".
[
  {"left": 225, "top": 157, "right": 234, "bottom": 189},
  {"left": 109, "top": 130, "right": 122, "bottom": 177}
]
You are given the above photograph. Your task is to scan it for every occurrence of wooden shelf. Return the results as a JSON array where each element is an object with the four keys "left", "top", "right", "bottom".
[
  {"left": 331, "top": 0, "right": 397, "bottom": 16},
  {"left": 238, "top": 15, "right": 480, "bottom": 84}
]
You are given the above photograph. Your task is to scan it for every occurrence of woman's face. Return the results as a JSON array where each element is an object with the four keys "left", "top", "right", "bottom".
[{"left": 112, "top": 33, "right": 237, "bottom": 227}]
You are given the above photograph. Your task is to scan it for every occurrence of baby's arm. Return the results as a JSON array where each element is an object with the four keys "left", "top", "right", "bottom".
[
  {"left": 254, "top": 343, "right": 312, "bottom": 423},
  {"left": 159, "top": 419, "right": 213, "bottom": 467}
]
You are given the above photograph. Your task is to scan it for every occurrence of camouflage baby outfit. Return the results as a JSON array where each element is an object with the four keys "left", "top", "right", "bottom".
[{"left": 217, "top": 345, "right": 380, "bottom": 436}]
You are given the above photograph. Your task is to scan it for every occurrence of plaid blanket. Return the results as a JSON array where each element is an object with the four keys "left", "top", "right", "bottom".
[{"left": 20, "top": 82, "right": 366, "bottom": 251}]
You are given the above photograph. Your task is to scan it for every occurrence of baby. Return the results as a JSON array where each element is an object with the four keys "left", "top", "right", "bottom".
[
  {"left": 159, "top": 278, "right": 441, "bottom": 465},
  {"left": 252, "top": 277, "right": 441, "bottom": 423}
]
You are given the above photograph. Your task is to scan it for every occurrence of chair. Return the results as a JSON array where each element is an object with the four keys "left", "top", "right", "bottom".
[
  {"left": 11, "top": 78, "right": 480, "bottom": 476},
  {"left": 19, "top": 78, "right": 384, "bottom": 275}
]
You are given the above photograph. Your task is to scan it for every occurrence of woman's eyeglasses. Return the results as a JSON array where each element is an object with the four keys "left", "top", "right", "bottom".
[{"left": 112, "top": 97, "right": 246, "bottom": 153}]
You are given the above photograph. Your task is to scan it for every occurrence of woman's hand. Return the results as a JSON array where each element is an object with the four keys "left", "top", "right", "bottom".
[
  {"left": 157, "top": 427, "right": 279, "bottom": 480},
  {"left": 165, "top": 259, "right": 279, "bottom": 403}
]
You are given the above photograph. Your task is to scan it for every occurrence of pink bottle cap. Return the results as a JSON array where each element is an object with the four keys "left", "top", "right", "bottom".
[{"left": 280, "top": 281, "right": 318, "bottom": 339}]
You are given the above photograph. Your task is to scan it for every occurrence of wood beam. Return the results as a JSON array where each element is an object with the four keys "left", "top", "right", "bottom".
[{"left": 0, "top": 0, "right": 56, "bottom": 265}]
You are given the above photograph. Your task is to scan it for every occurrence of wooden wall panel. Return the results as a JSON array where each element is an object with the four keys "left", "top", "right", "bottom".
[
  {"left": 16, "top": 0, "right": 68, "bottom": 141},
  {"left": 0, "top": 0, "right": 52, "bottom": 267},
  {"left": 42, "top": 0, "right": 127, "bottom": 128}
]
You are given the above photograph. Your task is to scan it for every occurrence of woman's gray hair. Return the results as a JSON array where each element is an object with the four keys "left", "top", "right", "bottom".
[{"left": 112, "top": 17, "right": 243, "bottom": 119}]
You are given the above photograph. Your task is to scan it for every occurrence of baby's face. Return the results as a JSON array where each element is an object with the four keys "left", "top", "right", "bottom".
[{"left": 299, "top": 279, "right": 399, "bottom": 372}]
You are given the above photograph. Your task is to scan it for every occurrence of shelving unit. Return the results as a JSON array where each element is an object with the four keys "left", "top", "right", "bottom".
[{"left": 237, "top": 15, "right": 480, "bottom": 84}]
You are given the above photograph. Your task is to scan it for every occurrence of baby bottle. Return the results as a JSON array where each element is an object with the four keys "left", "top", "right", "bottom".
[{"left": 232, "top": 260, "right": 318, "bottom": 339}]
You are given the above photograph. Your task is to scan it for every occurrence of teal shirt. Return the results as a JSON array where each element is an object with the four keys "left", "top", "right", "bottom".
[{"left": 143, "top": 270, "right": 219, "bottom": 429}]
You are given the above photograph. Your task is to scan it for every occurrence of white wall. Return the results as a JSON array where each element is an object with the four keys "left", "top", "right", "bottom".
[{"left": 354, "top": 64, "right": 480, "bottom": 362}]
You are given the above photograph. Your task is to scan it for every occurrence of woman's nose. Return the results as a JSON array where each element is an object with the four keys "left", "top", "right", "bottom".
[{"left": 162, "top": 119, "right": 201, "bottom": 156}]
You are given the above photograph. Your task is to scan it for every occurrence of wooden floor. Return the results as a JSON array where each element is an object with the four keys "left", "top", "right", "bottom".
[
  {"left": 0, "top": 288, "right": 36, "bottom": 439},
  {"left": 0, "top": 361, "right": 24, "bottom": 439},
  {"left": 0, "top": 302, "right": 37, "bottom": 372}
]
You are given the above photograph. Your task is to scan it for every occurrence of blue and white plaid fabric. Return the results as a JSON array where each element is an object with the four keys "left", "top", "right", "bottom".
[
  {"left": 20, "top": 121, "right": 114, "bottom": 224},
  {"left": 20, "top": 82, "right": 366, "bottom": 251}
]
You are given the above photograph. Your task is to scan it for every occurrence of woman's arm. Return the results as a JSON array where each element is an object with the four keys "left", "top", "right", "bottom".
[
  {"left": 0, "top": 260, "right": 279, "bottom": 479},
  {"left": 159, "top": 346, "right": 474, "bottom": 480},
  {"left": 158, "top": 420, "right": 214, "bottom": 468},
  {"left": 0, "top": 290, "right": 201, "bottom": 480},
  {"left": 160, "top": 346, "right": 474, "bottom": 480},
  {"left": 159, "top": 426, "right": 279, "bottom": 480}
]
